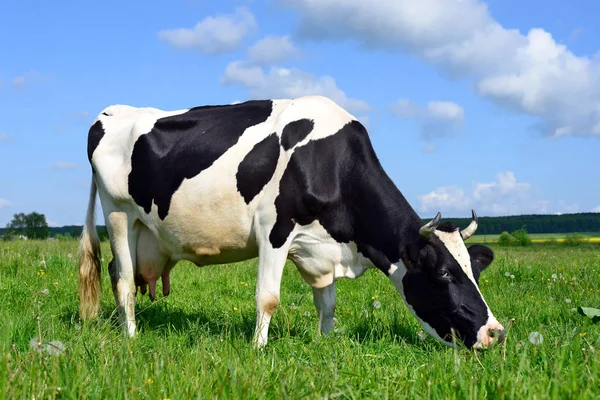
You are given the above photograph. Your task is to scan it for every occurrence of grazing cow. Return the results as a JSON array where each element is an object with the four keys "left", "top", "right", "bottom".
[{"left": 79, "top": 95, "right": 505, "bottom": 349}]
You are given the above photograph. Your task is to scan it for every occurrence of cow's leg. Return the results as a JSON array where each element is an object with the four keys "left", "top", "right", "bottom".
[
  {"left": 312, "top": 283, "right": 336, "bottom": 335},
  {"left": 253, "top": 248, "right": 288, "bottom": 348},
  {"left": 106, "top": 210, "right": 138, "bottom": 337}
]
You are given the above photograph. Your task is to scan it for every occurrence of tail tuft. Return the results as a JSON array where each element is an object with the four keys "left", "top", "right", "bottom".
[{"left": 78, "top": 178, "right": 102, "bottom": 319}]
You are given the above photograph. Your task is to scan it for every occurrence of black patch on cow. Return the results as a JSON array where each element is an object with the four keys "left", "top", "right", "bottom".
[
  {"left": 468, "top": 244, "right": 494, "bottom": 283},
  {"left": 270, "top": 119, "right": 423, "bottom": 268},
  {"left": 87, "top": 120, "right": 105, "bottom": 164},
  {"left": 401, "top": 236, "right": 491, "bottom": 347},
  {"left": 269, "top": 119, "right": 495, "bottom": 348},
  {"left": 436, "top": 221, "right": 458, "bottom": 233},
  {"left": 281, "top": 119, "right": 314, "bottom": 150},
  {"left": 128, "top": 100, "right": 273, "bottom": 219},
  {"left": 236, "top": 133, "right": 280, "bottom": 204}
]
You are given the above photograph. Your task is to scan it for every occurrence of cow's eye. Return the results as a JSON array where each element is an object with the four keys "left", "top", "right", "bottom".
[{"left": 438, "top": 270, "right": 451, "bottom": 280}]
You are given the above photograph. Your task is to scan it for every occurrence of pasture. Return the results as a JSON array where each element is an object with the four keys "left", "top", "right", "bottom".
[{"left": 1, "top": 240, "right": 600, "bottom": 399}]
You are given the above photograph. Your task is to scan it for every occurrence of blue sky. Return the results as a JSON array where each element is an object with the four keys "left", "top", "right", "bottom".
[{"left": 1, "top": 0, "right": 599, "bottom": 227}]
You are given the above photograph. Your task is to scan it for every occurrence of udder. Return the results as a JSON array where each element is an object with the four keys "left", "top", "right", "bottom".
[{"left": 135, "top": 225, "right": 173, "bottom": 301}]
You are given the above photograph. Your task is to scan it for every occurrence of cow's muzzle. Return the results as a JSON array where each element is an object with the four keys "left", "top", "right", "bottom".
[{"left": 474, "top": 322, "right": 506, "bottom": 349}]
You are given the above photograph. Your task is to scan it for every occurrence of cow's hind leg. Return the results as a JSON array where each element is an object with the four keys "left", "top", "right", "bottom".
[
  {"left": 106, "top": 210, "right": 139, "bottom": 337},
  {"left": 312, "top": 283, "right": 336, "bottom": 335},
  {"left": 253, "top": 246, "right": 288, "bottom": 348}
]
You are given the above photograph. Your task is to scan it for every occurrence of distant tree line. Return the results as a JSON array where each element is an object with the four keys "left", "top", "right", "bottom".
[
  {"left": 423, "top": 212, "right": 600, "bottom": 235},
  {"left": 1, "top": 212, "right": 109, "bottom": 240},
  {"left": 2, "top": 211, "right": 599, "bottom": 241}
]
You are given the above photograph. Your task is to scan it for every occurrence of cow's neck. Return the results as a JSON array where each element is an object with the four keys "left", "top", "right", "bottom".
[{"left": 351, "top": 164, "right": 423, "bottom": 273}]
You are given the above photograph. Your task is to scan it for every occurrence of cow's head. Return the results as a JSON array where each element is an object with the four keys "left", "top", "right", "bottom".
[{"left": 392, "top": 210, "right": 505, "bottom": 349}]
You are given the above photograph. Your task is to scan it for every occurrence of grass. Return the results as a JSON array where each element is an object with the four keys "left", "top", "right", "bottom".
[
  {"left": 470, "top": 232, "right": 600, "bottom": 244},
  {"left": 1, "top": 240, "right": 600, "bottom": 399}
]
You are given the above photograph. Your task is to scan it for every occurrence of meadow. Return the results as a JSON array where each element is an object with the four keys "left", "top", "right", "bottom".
[{"left": 1, "top": 239, "right": 600, "bottom": 399}]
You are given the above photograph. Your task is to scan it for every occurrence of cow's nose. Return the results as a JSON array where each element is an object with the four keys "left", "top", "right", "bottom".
[{"left": 487, "top": 328, "right": 506, "bottom": 343}]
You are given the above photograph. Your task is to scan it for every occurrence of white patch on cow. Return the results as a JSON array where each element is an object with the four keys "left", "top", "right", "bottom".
[
  {"left": 273, "top": 95, "right": 357, "bottom": 150},
  {"left": 288, "top": 220, "right": 371, "bottom": 288},
  {"left": 387, "top": 263, "right": 453, "bottom": 347},
  {"left": 433, "top": 229, "right": 503, "bottom": 348},
  {"left": 433, "top": 230, "right": 476, "bottom": 284}
]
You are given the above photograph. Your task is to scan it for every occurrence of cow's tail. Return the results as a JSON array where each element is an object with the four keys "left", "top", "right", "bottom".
[{"left": 78, "top": 176, "right": 102, "bottom": 320}]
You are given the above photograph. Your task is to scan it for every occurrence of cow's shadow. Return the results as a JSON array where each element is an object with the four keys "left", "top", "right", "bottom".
[{"left": 60, "top": 303, "right": 441, "bottom": 350}]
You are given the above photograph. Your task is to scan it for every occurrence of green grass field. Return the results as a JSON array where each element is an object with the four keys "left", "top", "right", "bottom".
[
  {"left": 2, "top": 240, "right": 600, "bottom": 399},
  {"left": 470, "top": 232, "right": 600, "bottom": 244}
]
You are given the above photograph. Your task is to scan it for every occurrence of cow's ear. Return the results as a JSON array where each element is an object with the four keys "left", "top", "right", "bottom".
[{"left": 468, "top": 244, "right": 494, "bottom": 283}]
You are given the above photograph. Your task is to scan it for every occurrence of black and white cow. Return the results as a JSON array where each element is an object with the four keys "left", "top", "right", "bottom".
[{"left": 79, "top": 95, "right": 505, "bottom": 349}]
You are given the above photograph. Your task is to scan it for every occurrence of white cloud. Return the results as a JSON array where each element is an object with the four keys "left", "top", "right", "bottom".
[
  {"left": 0, "top": 133, "right": 14, "bottom": 142},
  {"left": 281, "top": 0, "right": 600, "bottom": 138},
  {"left": 427, "top": 101, "right": 464, "bottom": 121},
  {"left": 52, "top": 162, "right": 78, "bottom": 170},
  {"left": 0, "top": 198, "right": 13, "bottom": 208},
  {"left": 418, "top": 185, "right": 471, "bottom": 214},
  {"left": 157, "top": 7, "right": 257, "bottom": 54},
  {"left": 221, "top": 61, "right": 370, "bottom": 113},
  {"left": 592, "top": 205, "right": 600, "bottom": 213},
  {"left": 391, "top": 99, "right": 464, "bottom": 122},
  {"left": 418, "top": 171, "right": 552, "bottom": 216},
  {"left": 390, "top": 98, "right": 464, "bottom": 140},
  {"left": 248, "top": 35, "right": 301, "bottom": 65},
  {"left": 556, "top": 200, "right": 580, "bottom": 214},
  {"left": 11, "top": 70, "right": 45, "bottom": 89}
]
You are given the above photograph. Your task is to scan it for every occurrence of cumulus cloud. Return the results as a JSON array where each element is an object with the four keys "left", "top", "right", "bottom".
[
  {"left": 390, "top": 98, "right": 464, "bottom": 140},
  {"left": 418, "top": 171, "right": 552, "bottom": 216},
  {"left": 0, "top": 198, "right": 13, "bottom": 208},
  {"left": 280, "top": 0, "right": 600, "bottom": 138},
  {"left": 0, "top": 133, "right": 14, "bottom": 142},
  {"left": 221, "top": 62, "right": 370, "bottom": 113},
  {"left": 591, "top": 205, "right": 600, "bottom": 213},
  {"left": 52, "top": 162, "right": 78, "bottom": 170},
  {"left": 157, "top": 7, "right": 257, "bottom": 54},
  {"left": 248, "top": 35, "right": 301, "bottom": 65}
]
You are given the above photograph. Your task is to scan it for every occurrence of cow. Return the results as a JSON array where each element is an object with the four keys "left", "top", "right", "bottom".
[{"left": 78, "top": 95, "right": 505, "bottom": 349}]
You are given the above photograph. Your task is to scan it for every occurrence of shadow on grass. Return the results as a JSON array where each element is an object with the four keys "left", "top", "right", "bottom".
[
  {"left": 57, "top": 302, "right": 445, "bottom": 351},
  {"left": 344, "top": 313, "right": 448, "bottom": 350}
]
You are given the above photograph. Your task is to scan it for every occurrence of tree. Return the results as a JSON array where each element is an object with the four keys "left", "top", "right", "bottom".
[
  {"left": 498, "top": 231, "right": 515, "bottom": 247},
  {"left": 6, "top": 212, "right": 51, "bottom": 239},
  {"left": 511, "top": 226, "right": 532, "bottom": 246}
]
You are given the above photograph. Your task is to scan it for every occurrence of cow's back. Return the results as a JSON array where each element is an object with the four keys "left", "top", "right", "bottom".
[{"left": 89, "top": 96, "right": 358, "bottom": 266}]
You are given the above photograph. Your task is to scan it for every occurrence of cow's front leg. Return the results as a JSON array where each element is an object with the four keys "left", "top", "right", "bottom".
[
  {"left": 253, "top": 248, "right": 288, "bottom": 348},
  {"left": 312, "top": 283, "right": 336, "bottom": 335}
]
